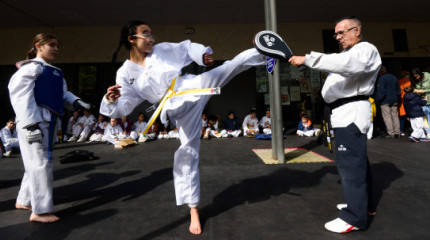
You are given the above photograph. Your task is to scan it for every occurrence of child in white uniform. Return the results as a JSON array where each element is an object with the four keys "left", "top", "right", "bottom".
[
  {"left": 100, "top": 21, "right": 266, "bottom": 234},
  {"left": 8, "top": 33, "right": 90, "bottom": 223},
  {"left": 89, "top": 114, "right": 108, "bottom": 142},
  {"left": 259, "top": 109, "right": 272, "bottom": 135},
  {"left": 103, "top": 118, "right": 126, "bottom": 145},
  {"left": 76, "top": 109, "right": 96, "bottom": 142},
  {"left": 243, "top": 110, "right": 260, "bottom": 137},
  {"left": 131, "top": 112, "right": 147, "bottom": 141},
  {"left": 1, "top": 118, "right": 19, "bottom": 157}
]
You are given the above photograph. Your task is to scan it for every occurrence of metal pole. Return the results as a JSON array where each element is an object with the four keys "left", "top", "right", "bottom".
[
  {"left": 264, "top": 0, "right": 285, "bottom": 163},
  {"left": 264, "top": 0, "right": 277, "bottom": 159}
]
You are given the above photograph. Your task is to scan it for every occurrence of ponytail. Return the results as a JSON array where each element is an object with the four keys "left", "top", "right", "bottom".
[
  {"left": 26, "top": 33, "right": 57, "bottom": 60},
  {"left": 111, "top": 20, "right": 147, "bottom": 69},
  {"left": 26, "top": 46, "right": 37, "bottom": 60}
]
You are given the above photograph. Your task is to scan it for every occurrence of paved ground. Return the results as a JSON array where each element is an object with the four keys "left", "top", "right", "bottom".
[{"left": 0, "top": 134, "right": 429, "bottom": 240}]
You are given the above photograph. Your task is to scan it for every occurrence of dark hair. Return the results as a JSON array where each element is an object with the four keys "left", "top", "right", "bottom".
[
  {"left": 301, "top": 114, "right": 309, "bottom": 119},
  {"left": 411, "top": 67, "right": 423, "bottom": 77},
  {"left": 404, "top": 85, "right": 414, "bottom": 93},
  {"left": 112, "top": 20, "right": 147, "bottom": 65},
  {"left": 27, "top": 33, "right": 57, "bottom": 60},
  {"left": 335, "top": 16, "right": 362, "bottom": 28},
  {"left": 7, "top": 117, "right": 15, "bottom": 123},
  {"left": 249, "top": 109, "right": 257, "bottom": 115},
  {"left": 208, "top": 115, "right": 219, "bottom": 122}
]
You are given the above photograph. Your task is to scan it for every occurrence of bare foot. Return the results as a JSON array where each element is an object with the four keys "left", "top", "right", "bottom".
[
  {"left": 30, "top": 213, "right": 60, "bottom": 223},
  {"left": 189, "top": 207, "right": 202, "bottom": 235},
  {"left": 15, "top": 203, "right": 31, "bottom": 210}
]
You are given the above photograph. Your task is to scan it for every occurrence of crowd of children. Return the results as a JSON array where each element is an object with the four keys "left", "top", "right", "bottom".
[{"left": 2, "top": 106, "right": 330, "bottom": 155}]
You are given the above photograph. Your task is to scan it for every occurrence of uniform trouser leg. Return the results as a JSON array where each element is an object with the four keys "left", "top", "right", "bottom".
[
  {"left": 334, "top": 123, "right": 373, "bottom": 229},
  {"left": 80, "top": 126, "right": 92, "bottom": 139},
  {"left": 16, "top": 122, "right": 54, "bottom": 214},
  {"left": 172, "top": 98, "right": 209, "bottom": 206},
  {"left": 171, "top": 49, "right": 265, "bottom": 206},
  {"left": 200, "top": 48, "right": 265, "bottom": 89},
  {"left": 72, "top": 125, "right": 83, "bottom": 137}
]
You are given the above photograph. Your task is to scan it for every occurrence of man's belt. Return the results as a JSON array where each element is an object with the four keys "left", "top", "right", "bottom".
[
  {"left": 141, "top": 76, "right": 220, "bottom": 136},
  {"left": 327, "top": 95, "right": 369, "bottom": 113}
]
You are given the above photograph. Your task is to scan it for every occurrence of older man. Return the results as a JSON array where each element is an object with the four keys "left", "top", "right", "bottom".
[{"left": 290, "top": 16, "right": 382, "bottom": 233}]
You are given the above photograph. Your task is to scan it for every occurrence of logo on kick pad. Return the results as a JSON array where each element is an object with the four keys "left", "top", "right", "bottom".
[
  {"left": 338, "top": 145, "right": 347, "bottom": 151},
  {"left": 263, "top": 35, "right": 275, "bottom": 46}
]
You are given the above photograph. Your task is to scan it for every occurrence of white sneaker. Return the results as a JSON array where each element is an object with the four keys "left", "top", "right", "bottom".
[
  {"left": 427, "top": 133, "right": 430, "bottom": 140},
  {"left": 138, "top": 136, "right": 148, "bottom": 143},
  {"left": 3, "top": 150, "right": 12, "bottom": 157},
  {"left": 68, "top": 136, "right": 77, "bottom": 142},
  {"left": 315, "top": 129, "right": 321, "bottom": 136},
  {"left": 77, "top": 136, "right": 86, "bottom": 142},
  {"left": 324, "top": 218, "right": 359, "bottom": 233}
]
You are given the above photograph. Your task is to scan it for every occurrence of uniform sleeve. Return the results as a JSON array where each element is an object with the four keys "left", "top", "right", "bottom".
[
  {"left": 305, "top": 43, "right": 381, "bottom": 77},
  {"left": 62, "top": 78, "right": 80, "bottom": 111},
  {"left": 1, "top": 128, "right": 11, "bottom": 144},
  {"left": 99, "top": 67, "right": 145, "bottom": 118},
  {"left": 155, "top": 40, "right": 213, "bottom": 67},
  {"left": 8, "top": 63, "right": 43, "bottom": 128}
]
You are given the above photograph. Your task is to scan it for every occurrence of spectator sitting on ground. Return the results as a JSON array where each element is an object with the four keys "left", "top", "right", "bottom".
[
  {"left": 259, "top": 109, "right": 272, "bottom": 135},
  {"left": 243, "top": 109, "right": 259, "bottom": 137},
  {"left": 403, "top": 85, "right": 428, "bottom": 142},
  {"left": 76, "top": 109, "right": 96, "bottom": 142},
  {"left": 158, "top": 115, "right": 175, "bottom": 139},
  {"left": 203, "top": 115, "right": 223, "bottom": 139},
  {"left": 89, "top": 114, "right": 108, "bottom": 142},
  {"left": 131, "top": 112, "right": 147, "bottom": 142},
  {"left": 118, "top": 115, "right": 133, "bottom": 137},
  {"left": 296, "top": 115, "right": 320, "bottom": 137},
  {"left": 66, "top": 111, "right": 80, "bottom": 141},
  {"left": 103, "top": 118, "right": 126, "bottom": 145},
  {"left": 1, "top": 117, "right": 19, "bottom": 157},
  {"left": 223, "top": 111, "right": 241, "bottom": 137},
  {"left": 201, "top": 112, "right": 208, "bottom": 138}
]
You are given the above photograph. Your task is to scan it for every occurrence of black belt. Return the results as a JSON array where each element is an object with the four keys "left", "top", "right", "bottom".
[{"left": 327, "top": 95, "right": 369, "bottom": 112}]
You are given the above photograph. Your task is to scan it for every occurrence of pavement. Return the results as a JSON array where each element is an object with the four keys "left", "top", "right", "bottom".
[{"left": 0, "top": 134, "right": 429, "bottom": 240}]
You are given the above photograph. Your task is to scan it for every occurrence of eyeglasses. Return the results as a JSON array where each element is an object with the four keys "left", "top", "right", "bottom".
[
  {"left": 133, "top": 33, "right": 156, "bottom": 42},
  {"left": 333, "top": 27, "right": 357, "bottom": 39}
]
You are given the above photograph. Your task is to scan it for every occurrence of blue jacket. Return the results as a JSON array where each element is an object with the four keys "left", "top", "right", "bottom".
[
  {"left": 224, "top": 118, "right": 240, "bottom": 131},
  {"left": 374, "top": 72, "right": 401, "bottom": 105},
  {"left": 403, "top": 93, "right": 427, "bottom": 118}
]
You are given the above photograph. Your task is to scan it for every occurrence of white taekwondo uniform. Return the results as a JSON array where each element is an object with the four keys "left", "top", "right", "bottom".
[
  {"left": 1, "top": 125, "right": 19, "bottom": 152},
  {"left": 131, "top": 120, "right": 147, "bottom": 140},
  {"left": 9, "top": 58, "right": 79, "bottom": 214},
  {"left": 100, "top": 40, "right": 266, "bottom": 207},
  {"left": 89, "top": 120, "right": 108, "bottom": 142},
  {"left": 76, "top": 114, "right": 96, "bottom": 140},
  {"left": 259, "top": 116, "right": 272, "bottom": 135},
  {"left": 103, "top": 124, "right": 125, "bottom": 145},
  {"left": 242, "top": 115, "right": 259, "bottom": 136}
]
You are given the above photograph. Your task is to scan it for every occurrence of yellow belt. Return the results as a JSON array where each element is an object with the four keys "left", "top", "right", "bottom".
[{"left": 142, "top": 77, "right": 220, "bottom": 136}]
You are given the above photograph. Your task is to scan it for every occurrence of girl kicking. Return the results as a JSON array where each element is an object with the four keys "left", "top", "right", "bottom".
[{"left": 100, "top": 20, "right": 267, "bottom": 234}]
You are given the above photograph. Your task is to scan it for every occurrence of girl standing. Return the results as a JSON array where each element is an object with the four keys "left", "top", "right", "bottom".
[{"left": 9, "top": 33, "right": 90, "bottom": 223}]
